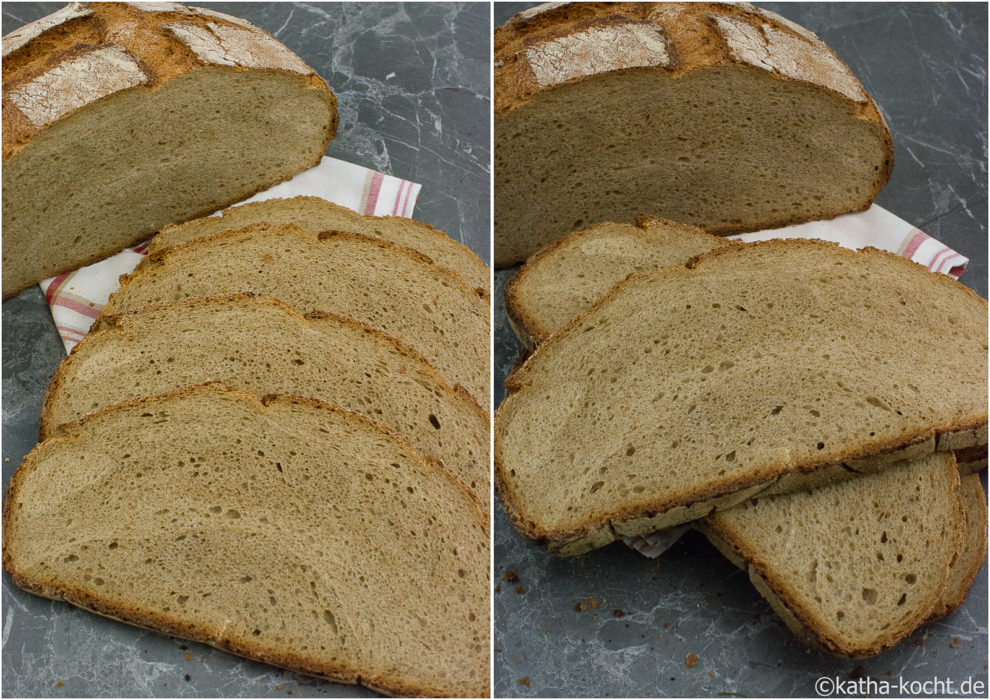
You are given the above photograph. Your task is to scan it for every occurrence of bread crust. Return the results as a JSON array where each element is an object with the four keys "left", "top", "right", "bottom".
[
  {"left": 697, "top": 456, "right": 963, "bottom": 658},
  {"left": 6, "top": 382, "right": 489, "bottom": 698},
  {"left": 2, "top": 2, "right": 336, "bottom": 160},
  {"left": 495, "top": 239, "right": 989, "bottom": 554}
]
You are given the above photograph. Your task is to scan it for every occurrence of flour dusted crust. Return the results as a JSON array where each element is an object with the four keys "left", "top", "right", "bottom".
[
  {"left": 495, "top": 2, "right": 884, "bottom": 122},
  {"left": 2, "top": 2, "right": 332, "bottom": 159}
]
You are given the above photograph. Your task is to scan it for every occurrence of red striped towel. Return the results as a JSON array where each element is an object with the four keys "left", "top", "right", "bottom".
[
  {"left": 41, "top": 157, "right": 421, "bottom": 353},
  {"left": 625, "top": 203, "right": 970, "bottom": 559}
]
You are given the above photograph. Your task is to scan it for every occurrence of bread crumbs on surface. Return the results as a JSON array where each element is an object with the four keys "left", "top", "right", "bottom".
[
  {"left": 574, "top": 602, "right": 587, "bottom": 612},
  {"left": 513, "top": 658, "right": 521, "bottom": 663},
  {"left": 515, "top": 585, "right": 526, "bottom": 594},
  {"left": 709, "top": 671, "right": 716, "bottom": 678},
  {"left": 276, "top": 685, "right": 283, "bottom": 691},
  {"left": 915, "top": 637, "right": 926, "bottom": 646},
  {"left": 502, "top": 570, "right": 520, "bottom": 582},
  {"left": 519, "top": 677, "right": 530, "bottom": 686},
  {"left": 55, "top": 682, "right": 64, "bottom": 687},
  {"left": 184, "top": 652, "right": 193, "bottom": 661},
  {"left": 613, "top": 609, "right": 625, "bottom": 617},
  {"left": 184, "top": 675, "right": 191, "bottom": 682},
  {"left": 495, "top": 584, "right": 501, "bottom": 592},
  {"left": 685, "top": 653, "right": 699, "bottom": 668},
  {"left": 950, "top": 637, "right": 962, "bottom": 648}
]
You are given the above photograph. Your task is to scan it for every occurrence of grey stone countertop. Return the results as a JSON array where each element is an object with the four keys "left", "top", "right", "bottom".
[
  {"left": 493, "top": 2, "right": 987, "bottom": 698},
  {"left": 1, "top": 3, "right": 489, "bottom": 697}
]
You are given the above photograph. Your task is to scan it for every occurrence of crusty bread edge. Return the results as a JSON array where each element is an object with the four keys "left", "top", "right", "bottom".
[
  {"left": 495, "top": 240, "right": 988, "bottom": 554},
  {"left": 7, "top": 382, "right": 489, "bottom": 698},
  {"left": 696, "top": 454, "right": 964, "bottom": 657},
  {"left": 504, "top": 215, "right": 735, "bottom": 348}
]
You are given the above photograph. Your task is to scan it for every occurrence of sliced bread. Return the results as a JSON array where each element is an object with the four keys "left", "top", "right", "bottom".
[
  {"left": 506, "top": 216, "right": 732, "bottom": 348},
  {"left": 928, "top": 473, "right": 988, "bottom": 620},
  {"left": 150, "top": 196, "right": 490, "bottom": 293},
  {"left": 3, "top": 383, "right": 489, "bottom": 698},
  {"left": 494, "top": 2, "right": 892, "bottom": 266},
  {"left": 40, "top": 294, "right": 489, "bottom": 503},
  {"left": 495, "top": 240, "right": 988, "bottom": 555},
  {"left": 697, "top": 453, "right": 963, "bottom": 657},
  {"left": 2, "top": 2, "right": 337, "bottom": 298},
  {"left": 101, "top": 224, "right": 490, "bottom": 406}
]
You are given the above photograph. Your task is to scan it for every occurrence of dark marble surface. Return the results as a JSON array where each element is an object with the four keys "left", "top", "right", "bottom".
[
  {"left": 1, "top": 3, "right": 489, "bottom": 697},
  {"left": 493, "top": 2, "right": 988, "bottom": 697}
]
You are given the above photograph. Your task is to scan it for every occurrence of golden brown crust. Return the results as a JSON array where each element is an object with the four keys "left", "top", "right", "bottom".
[
  {"left": 8, "top": 382, "right": 489, "bottom": 697},
  {"left": 2, "top": 2, "right": 336, "bottom": 160},
  {"left": 495, "top": 239, "right": 988, "bottom": 552}
]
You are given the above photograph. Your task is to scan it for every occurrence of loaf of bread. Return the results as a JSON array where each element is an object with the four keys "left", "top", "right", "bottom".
[
  {"left": 41, "top": 294, "right": 489, "bottom": 504},
  {"left": 494, "top": 2, "right": 893, "bottom": 266},
  {"left": 495, "top": 240, "right": 988, "bottom": 555},
  {"left": 101, "top": 224, "right": 490, "bottom": 406},
  {"left": 3, "top": 384, "right": 489, "bottom": 697},
  {"left": 698, "top": 453, "right": 963, "bottom": 658},
  {"left": 506, "top": 216, "right": 731, "bottom": 348},
  {"left": 2, "top": 2, "right": 337, "bottom": 298},
  {"left": 151, "top": 196, "right": 490, "bottom": 293}
]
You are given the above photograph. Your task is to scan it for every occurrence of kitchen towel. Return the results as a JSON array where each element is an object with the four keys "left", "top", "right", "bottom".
[
  {"left": 41, "top": 156, "right": 422, "bottom": 352},
  {"left": 626, "top": 203, "right": 972, "bottom": 559}
]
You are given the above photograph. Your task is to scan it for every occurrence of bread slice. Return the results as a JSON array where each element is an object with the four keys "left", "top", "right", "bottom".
[
  {"left": 2, "top": 3, "right": 337, "bottom": 298},
  {"left": 101, "top": 224, "right": 490, "bottom": 406},
  {"left": 150, "top": 196, "right": 490, "bottom": 293},
  {"left": 928, "top": 473, "right": 988, "bottom": 620},
  {"left": 40, "top": 294, "right": 489, "bottom": 504},
  {"left": 696, "top": 453, "right": 963, "bottom": 657},
  {"left": 3, "top": 383, "right": 489, "bottom": 697},
  {"left": 495, "top": 240, "right": 988, "bottom": 555},
  {"left": 494, "top": 2, "right": 892, "bottom": 266},
  {"left": 506, "top": 216, "right": 733, "bottom": 348}
]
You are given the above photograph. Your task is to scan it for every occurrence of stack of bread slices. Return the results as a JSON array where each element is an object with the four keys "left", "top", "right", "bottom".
[
  {"left": 5, "top": 195, "right": 491, "bottom": 697},
  {"left": 495, "top": 217, "right": 987, "bottom": 657}
]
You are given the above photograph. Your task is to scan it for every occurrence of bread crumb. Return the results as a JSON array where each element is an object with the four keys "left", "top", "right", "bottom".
[
  {"left": 589, "top": 599, "right": 599, "bottom": 608},
  {"left": 915, "top": 637, "right": 925, "bottom": 646},
  {"left": 495, "top": 584, "right": 501, "bottom": 593},
  {"left": 686, "top": 653, "right": 699, "bottom": 668},
  {"left": 502, "top": 570, "right": 520, "bottom": 582},
  {"left": 662, "top": 622, "right": 669, "bottom": 628},
  {"left": 709, "top": 671, "right": 715, "bottom": 678},
  {"left": 56, "top": 682, "right": 64, "bottom": 687},
  {"left": 519, "top": 677, "right": 530, "bottom": 686},
  {"left": 613, "top": 609, "right": 625, "bottom": 618},
  {"left": 184, "top": 652, "right": 193, "bottom": 661},
  {"left": 276, "top": 685, "right": 283, "bottom": 690},
  {"left": 950, "top": 637, "right": 962, "bottom": 649},
  {"left": 515, "top": 585, "right": 526, "bottom": 594},
  {"left": 574, "top": 602, "right": 587, "bottom": 612},
  {"left": 513, "top": 658, "right": 521, "bottom": 663},
  {"left": 184, "top": 675, "right": 191, "bottom": 682}
]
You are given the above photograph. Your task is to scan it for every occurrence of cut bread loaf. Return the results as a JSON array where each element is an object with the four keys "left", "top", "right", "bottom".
[
  {"left": 2, "top": 2, "right": 337, "bottom": 298},
  {"left": 506, "top": 216, "right": 732, "bottom": 348},
  {"left": 150, "top": 196, "right": 490, "bottom": 293},
  {"left": 101, "top": 224, "right": 490, "bottom": 407},
  {"left": 3, "top": 384, "right": 489, "bottom": 698},
  {"left": 495, "top": 240, "right": 988, "bottom": 555},
  {"left": 494, "top": 2, "right": 892, "bottom": 266},
  {"left": 697, "top": 453, "right": 963, "bottom": 658},
  {"left": 929, "top": 473, "right": 988, "bottom": 620},
  {"left": 40, "top": 294, "right": 489, "bottom": 504}
]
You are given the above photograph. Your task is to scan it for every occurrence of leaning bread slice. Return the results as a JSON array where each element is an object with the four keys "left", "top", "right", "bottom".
[
  {"left": 697, "top": 453, "right": 963, "bottom": 658},
  {"left": 495, "top": 240, "right": 988, "bottom": 555},
  {"left": 150, "top": 196, "right": 489, "bottom": 293},
  {"left": 494, "top": 2, "right": 893, "bottom": 266},
  {"left": 3, "top": 384, "right": 489, "bottom": 698},
  {"left": 102, "top": 224, "right": 490, "bottom": 406},
  {"left": 2, "top": 2, "right": 337, "bottom": 298},
  {"left": 506, "top": 216, "right": 733, "bottom": 348},
  {"left": 928, "top": 474, "right": 988, "bottom": 620},
  {"left": 40, "top": 294, "right": 488, "bottom": 503}
]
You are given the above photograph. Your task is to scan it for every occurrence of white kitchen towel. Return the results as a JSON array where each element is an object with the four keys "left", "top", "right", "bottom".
[
  {"left": 625, "top": 203, "right": 971, "bottom": 559},
  {"left": 41, "top": 156, "right": 422, "bottom": 352}
]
